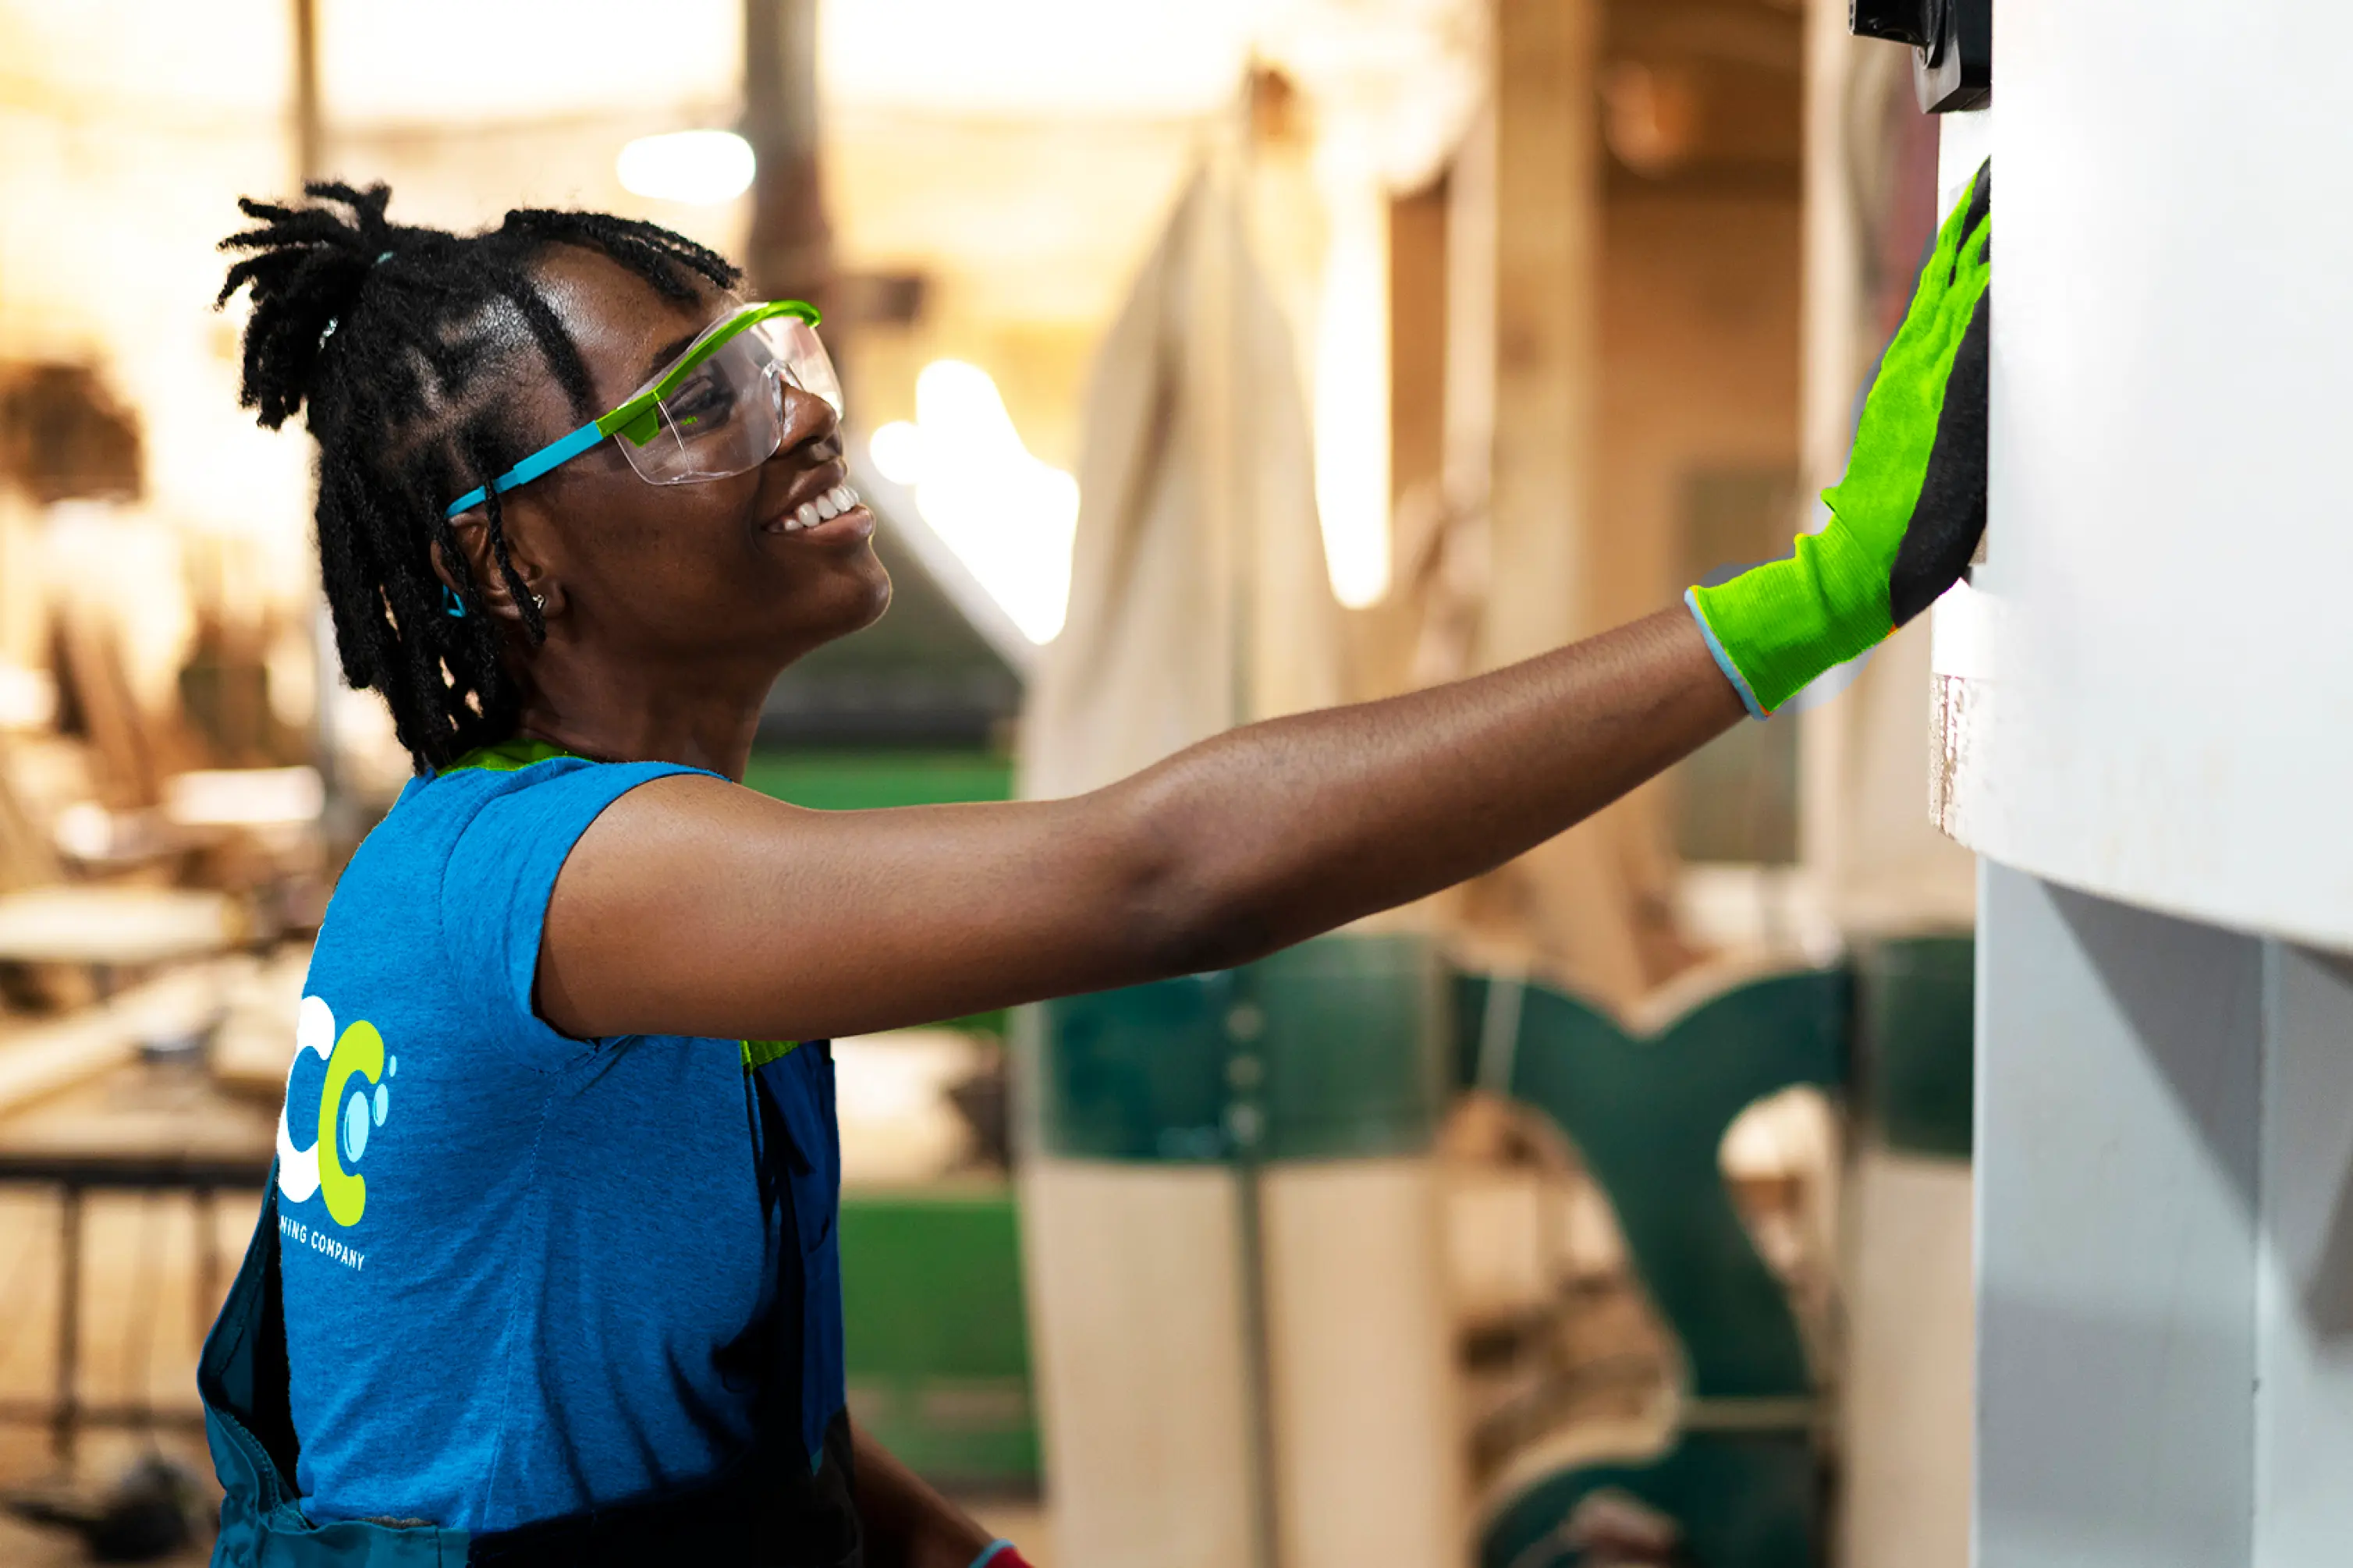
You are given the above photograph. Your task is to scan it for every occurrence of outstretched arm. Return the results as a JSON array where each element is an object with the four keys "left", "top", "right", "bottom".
[{"left": 537, "top": 605, "right": 1740, "bottom": 1043}]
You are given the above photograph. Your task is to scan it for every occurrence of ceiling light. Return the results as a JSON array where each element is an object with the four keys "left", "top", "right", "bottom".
[
  {"left": 902, "top": 361, "right": 1079, "bottom": 644},
  {"left": 616, "top": 129, "right": 757, "bottom": 204}
]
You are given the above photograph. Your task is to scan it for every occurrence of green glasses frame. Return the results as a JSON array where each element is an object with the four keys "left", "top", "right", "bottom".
[{"left": 443, "top": 299, "right": 822, "bottom": 520}]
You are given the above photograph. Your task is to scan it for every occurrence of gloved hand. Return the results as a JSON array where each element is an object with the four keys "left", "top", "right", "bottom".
[{"left": 1689, "top": 160, "right": 1991, "bottom": 716}]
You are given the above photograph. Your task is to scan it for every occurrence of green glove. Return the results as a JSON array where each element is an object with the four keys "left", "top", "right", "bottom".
[{"left": 1689, "top": 161, "right": 1992, "bottom": 716}]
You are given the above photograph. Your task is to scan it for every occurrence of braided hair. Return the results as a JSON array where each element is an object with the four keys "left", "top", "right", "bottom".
[{"left": 217, "top": 182, "right": 740, "bottom": 770}]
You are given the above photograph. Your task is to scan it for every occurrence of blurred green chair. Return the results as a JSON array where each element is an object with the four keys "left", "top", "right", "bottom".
[{"left": 1456, "top": 963, "right": 1849, "bottom": 1568}]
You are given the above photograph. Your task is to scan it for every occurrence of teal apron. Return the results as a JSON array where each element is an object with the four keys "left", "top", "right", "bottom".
[{"left": 199, "top": 1041, "right": 858, "bottom": 1566}]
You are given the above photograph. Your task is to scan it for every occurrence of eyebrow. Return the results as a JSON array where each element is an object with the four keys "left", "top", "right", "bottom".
[{"left": 638, "top": 328, "right": 705, "bottom": 388}]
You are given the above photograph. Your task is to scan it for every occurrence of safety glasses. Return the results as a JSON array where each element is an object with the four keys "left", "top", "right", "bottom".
[{"left": 443, "top": 300, "right": 840, "bottom": 519}]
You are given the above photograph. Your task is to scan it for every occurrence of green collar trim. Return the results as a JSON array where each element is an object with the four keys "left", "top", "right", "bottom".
[
  {"left": 439, "top": 734, "right": 584, "bottom": 775},
  {"left": 741, "top": 1038, "right": 801, "bottom": 1070}
]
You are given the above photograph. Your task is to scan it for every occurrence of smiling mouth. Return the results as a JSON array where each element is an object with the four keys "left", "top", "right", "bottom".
[{"left": 762, "top": 483, "right": 872, "bottom": 541}]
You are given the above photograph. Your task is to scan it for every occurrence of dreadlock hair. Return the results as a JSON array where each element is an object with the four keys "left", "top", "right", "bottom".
[{"left": 217, "top": 182, "right": 741, "bottom": 771}]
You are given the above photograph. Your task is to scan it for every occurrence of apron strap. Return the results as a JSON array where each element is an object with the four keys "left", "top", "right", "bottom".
[{"left": 197, "top": 1169, "right": 302, "bottom": 1508}]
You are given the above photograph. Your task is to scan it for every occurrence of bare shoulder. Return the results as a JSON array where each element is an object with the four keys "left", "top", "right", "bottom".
[{"left": 570, "top": 769, "right": 808, "bottom": 852}]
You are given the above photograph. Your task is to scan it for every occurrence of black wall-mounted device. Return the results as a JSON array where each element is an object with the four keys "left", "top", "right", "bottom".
[{"left": 1851, "top": 0, "right": 1989, "bottom": 113}]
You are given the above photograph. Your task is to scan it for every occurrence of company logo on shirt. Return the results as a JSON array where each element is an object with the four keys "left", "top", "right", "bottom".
[{"left": 277, "top": 995, "right": 396, "bottom": 1228}]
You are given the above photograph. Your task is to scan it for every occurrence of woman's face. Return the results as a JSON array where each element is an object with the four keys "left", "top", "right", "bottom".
[{"left": 465, "top": 243, "right": 891, "bottom": 679}]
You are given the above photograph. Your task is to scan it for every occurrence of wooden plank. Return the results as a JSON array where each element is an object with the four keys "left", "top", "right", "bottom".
[
  {"left": 0, "top": 886, "right": 236, "bottom": 968},
  {"left": 53, "top": 610, "right": 159, "bottom": 809},
  {"left": 0, "top": 733, "right": 59, "bottom": 893},
  {"left": 0, "top": 1008, "right": 137, "bottom": 1123},
  {"left": 0, "top": 963, "right": 238, "bottom": 1122}
]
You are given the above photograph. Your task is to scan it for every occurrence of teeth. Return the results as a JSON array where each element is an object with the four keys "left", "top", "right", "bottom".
[{"left": 776, "top": 488, "right": 861, "bottom": 536}]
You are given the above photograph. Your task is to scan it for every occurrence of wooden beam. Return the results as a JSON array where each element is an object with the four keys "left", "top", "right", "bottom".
[
  {"left": 290, "top": 0, "right": 321, "bottom": 185},
  {"left": 1461, "top": 0, "right": 1650, "bottom": 1003},
  {"left": 1484, "top": 0, "right": 1602, "bottom": 668},
  {"left": 1389, "top": 178, "right": 1450, "bottom": 512},
  {"left": 744, "top": 0, "right": 836, "bottom": 314}
]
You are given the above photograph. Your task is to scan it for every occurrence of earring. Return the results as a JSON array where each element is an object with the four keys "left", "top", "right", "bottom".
[
  {"left": 442, "top": 586, "right": 467, "bottom": 619},
  {"left": 530, "top": 591, "right": 547, "bottom": 614}
]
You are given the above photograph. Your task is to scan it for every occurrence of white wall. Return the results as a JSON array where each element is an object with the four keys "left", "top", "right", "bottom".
[
  {"left": 1926, "top": 9, "right": 2353, "bottom": 1563},
  {"left": 1929, "top": 2, "right": 2353, "bottom": 948}
]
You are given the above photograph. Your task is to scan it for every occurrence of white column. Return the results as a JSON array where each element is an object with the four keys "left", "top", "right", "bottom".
[
  {"left": 2254, "top": 948, "right": 2353, "bottom": 1567},
  {"left": 1974, "top": 860, "right": 2262, "bottom": 1568}
]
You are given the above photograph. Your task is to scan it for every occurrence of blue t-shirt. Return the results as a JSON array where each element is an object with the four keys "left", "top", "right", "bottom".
[{"left": 275, "top": 751, "right": 805, "bottom": 1531}]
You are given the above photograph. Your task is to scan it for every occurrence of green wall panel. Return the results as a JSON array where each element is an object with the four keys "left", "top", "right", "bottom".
[
  {"left": 1035, "top": 934, "right": 1449, "bottom": 1163},
  {"left": 839, "top": 1188, "right": 1038, "bottom": 1488}
]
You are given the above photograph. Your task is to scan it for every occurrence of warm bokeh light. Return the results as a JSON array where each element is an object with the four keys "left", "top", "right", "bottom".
[
  {"left": 875, "top": 364, "right": 1079, "bottom": 645},
  {"left": 868, "top": 420, "right": 925, "bottom": 486},
  {"left": 615, "top": 129, "right": 757, "bottom": 205},
  {"left": 821, "top": 0, "right": 1259, "bottom": 117}
]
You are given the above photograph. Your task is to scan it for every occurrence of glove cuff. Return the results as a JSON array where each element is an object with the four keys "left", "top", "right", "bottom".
[
  {"left": 1684, "top": 588, "right": 1768, "bottom": 719},
  {"left": 1688, "top": 521, "right": 1892, "bottom": 715}
]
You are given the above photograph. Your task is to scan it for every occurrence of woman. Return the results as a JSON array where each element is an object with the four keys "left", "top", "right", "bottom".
[{"left": 201, "top": 172, "right": 1987, "bottom": 1567}]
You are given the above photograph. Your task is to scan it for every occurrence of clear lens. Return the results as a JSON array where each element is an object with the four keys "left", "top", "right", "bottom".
[
  {"left": 614, "top": 310, "right": 843, "bottom": 487},
  {"left": 615, "top": 332, "right": 783, "bottom": 485},
  {"left": 766, "top": 316, "right": 843, "bottom": 416}
]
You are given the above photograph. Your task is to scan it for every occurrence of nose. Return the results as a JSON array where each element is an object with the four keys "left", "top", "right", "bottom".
[{"left": 777, "top": 375, "right": 841, "bottom": 461}]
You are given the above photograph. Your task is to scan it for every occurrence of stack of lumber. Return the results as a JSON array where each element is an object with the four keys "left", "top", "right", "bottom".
[
  {"left": 0, "top": 885, "right": 238, "bottom": 969},
  {"left": 52, "top": 608, "right": 193, "bottom": 811},
  {"left": 0, "top": 733, "right": 58, "bottom": 893},
  {"left": 0, "top": 960, "right": 242, "bottom": 1119}
]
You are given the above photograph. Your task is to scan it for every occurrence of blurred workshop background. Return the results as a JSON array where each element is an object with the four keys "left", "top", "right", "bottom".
[{"left": 0, "top": 2, "right": 1977, "bottom": 1565}]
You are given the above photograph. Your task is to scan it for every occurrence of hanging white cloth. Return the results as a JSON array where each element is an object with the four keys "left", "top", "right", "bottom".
[{"left": 1020, "top": 163, "right": 1341, "bottom": 801}]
